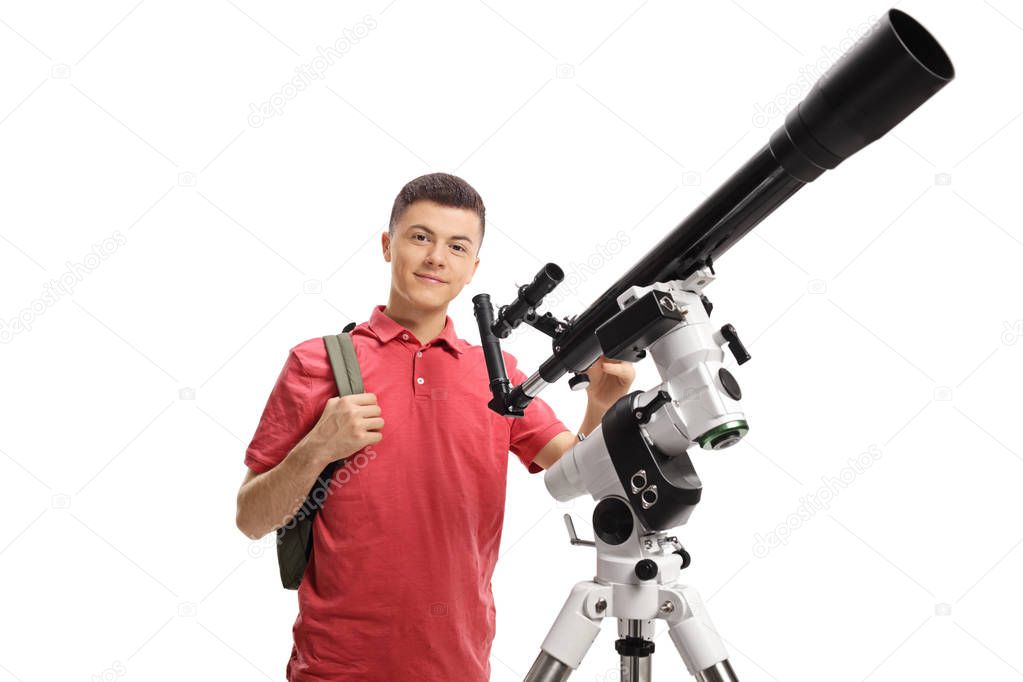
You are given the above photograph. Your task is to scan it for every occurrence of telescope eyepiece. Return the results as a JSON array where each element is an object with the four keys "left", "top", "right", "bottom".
[{"left": 494, "top": 263, "right": 565, "bottom": 338}]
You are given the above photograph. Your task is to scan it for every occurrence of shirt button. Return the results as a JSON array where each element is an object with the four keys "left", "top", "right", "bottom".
[
  {"left": 416, "top": 351, "right": 423, "bottom": 357},
  {"left": 401, "top": 333, "right": 409, "bottom": 340},
  {"left": 416, "top": 377, "right": 425, "bottom": 384}
]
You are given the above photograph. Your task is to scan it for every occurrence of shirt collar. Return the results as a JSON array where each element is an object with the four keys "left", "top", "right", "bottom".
[{"left": 365, "top": 304, "right": 464, "bottom": 356}]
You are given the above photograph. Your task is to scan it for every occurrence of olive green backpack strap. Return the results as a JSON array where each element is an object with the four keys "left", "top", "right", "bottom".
[
  {"left": 323, "top": 331, "right": 364, "bottom": 396},
  {"left": 276, "top": 325, "right": 364, "bottom": 590}
]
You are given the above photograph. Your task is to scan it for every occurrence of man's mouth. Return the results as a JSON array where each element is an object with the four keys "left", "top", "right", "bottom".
[{"left": 415, "top": 273, "right": 447, "bottom": 285}]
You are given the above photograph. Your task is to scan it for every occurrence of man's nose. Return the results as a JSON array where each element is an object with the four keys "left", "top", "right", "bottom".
[{"left": 425, "top": 243, "right": 447, "bottom": 267}]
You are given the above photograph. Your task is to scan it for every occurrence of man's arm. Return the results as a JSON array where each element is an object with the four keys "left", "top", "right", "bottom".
[
  {"left": 532, "top": 356, "right": 636, "bottom": 470},
  {"left": 531, "top": 401, "right": 604, "bottom": 470},
  {"left": 236, "top": 437, "right": 331, "bottom": 540}
]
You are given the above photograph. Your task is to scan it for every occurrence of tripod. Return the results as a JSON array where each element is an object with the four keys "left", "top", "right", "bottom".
[{"left": 524, "top": 514, "right": 736, "bottom": 682}]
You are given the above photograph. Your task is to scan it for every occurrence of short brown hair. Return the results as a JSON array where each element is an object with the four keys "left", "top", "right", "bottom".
[{"left": 389, "top": 173, "right": 485, "bottom": 250}]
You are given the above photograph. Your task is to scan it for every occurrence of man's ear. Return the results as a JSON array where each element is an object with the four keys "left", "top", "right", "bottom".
[
  {"left": 467, "top": 256, "right": 480, "bottom": 283},
  {"left": 381, "top": 231, "right": 392, "bottom": 263}
]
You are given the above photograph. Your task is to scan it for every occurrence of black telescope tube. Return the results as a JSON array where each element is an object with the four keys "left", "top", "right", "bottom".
[
  {"left": 536, "top": 9, "right": 953, "bottom": 383},
  {"left": 542, "top": 146, "right": 803, "bottom": 378}
]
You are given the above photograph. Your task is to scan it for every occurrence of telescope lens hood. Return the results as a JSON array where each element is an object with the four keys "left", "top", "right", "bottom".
[{"left": 771, "top": 9, "right": 954, "bottom": 182}]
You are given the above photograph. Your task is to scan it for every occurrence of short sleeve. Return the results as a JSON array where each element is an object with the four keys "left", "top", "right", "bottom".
[
  {"left": 244, "top": 348, "right": 318, "bottom": 473},
  {"left": 506, "top": 354, "right": 571, "bottom": 474}
]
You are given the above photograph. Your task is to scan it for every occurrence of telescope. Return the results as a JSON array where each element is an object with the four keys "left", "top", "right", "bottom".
[{"left": 474, "top": 8, "right": 954, "bottom": 682}]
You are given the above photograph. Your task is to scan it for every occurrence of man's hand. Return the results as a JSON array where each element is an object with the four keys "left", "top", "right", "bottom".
[
  {"left": 304, "top": 392, "right": 384, "bottom": 466},
  {"left": 235, "top": 392, "right": 384, "bottom": 539},
  {"left": 584, "top": 355, "right": 636, "bottom": 411}
]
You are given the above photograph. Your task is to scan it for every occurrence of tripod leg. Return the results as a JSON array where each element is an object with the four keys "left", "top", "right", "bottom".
[
  {"left": 621, "top": 654, "right": 651, "bottom": 682},
  {"left": 658, "top": 585, "right": 740, "bottom": 681},
  {"left": 693, "top": 660, "right": 739, "bottom": 682},
  {"left": 618, "top": 618, "right": 654, "bottom": 682},
  {"left": 523, "top": 581, "right": 609, "bottom": 682},
  {"left": 523, "top": 652, "right": 573, "bottom": 682}
]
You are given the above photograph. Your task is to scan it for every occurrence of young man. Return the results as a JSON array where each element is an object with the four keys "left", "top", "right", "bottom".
[{"left": 236, "top": 173, "right": 635, "bottom": 681}]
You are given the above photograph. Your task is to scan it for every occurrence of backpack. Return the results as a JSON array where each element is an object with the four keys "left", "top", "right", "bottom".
[{"left": 276, "top": 325, "right": 363, "bottom": 589}]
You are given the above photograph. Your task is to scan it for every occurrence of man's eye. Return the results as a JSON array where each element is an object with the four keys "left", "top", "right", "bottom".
[
  {"left": 452, "top": 244, "right": 465, "bottom": 252},
  {"left": 413, "top": 234, "right": 427, "bottom": 242}
]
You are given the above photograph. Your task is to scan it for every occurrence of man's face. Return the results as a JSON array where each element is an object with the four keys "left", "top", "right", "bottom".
[{"left": 382, "top": 200, "right": 481, "bottom": 312}]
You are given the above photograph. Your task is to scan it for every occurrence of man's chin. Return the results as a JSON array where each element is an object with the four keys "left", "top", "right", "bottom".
[{"left": 409, "top": 288, "right": 453, "bottom": 310}]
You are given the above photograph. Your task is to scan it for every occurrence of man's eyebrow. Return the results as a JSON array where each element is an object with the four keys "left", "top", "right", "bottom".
[{"left": 408, "top": 224, "right": 474, "bottom": 244}]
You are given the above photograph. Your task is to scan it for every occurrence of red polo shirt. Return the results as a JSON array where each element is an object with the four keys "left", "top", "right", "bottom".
[{"left": 245, "top": 304, "right": 569, "bottom": 681}]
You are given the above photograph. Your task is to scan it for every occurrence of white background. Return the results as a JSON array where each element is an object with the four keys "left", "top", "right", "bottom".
[{"left": 0, "top": 1, "right": 1019, "bottom": 680}]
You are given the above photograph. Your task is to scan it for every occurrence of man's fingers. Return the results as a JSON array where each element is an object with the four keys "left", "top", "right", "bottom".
[
  {"left": 350, "top": 392, "right": 378, "bottom": 405},
  {"left": 362, "top": 417, "right": 385, "bottom": 431},
  {"left": 359, "top": 404, "right": 382, "bottom": 418}
]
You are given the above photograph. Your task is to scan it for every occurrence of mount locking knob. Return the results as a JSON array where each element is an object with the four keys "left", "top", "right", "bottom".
[
  {"left": 720, "top": 324, "right": 751, "bottom": 365},
  {"left": 635, "top": 559, "right": 658, "bottom": 581}
]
